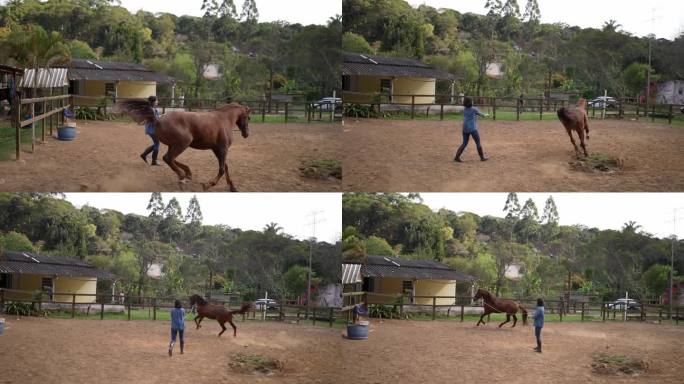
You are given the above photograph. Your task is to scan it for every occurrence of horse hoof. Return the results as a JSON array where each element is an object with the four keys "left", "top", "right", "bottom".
[
  {"left": 229, "top": 186, "right": 237, "bottom": 192},
  {"left": 202, "top": 183, "right": 211, "bottom": 191}
]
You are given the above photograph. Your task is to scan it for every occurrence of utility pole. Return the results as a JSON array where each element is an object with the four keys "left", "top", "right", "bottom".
[
  {"left": 665, "top": 207, "right": 683, "bottom": 322},
  {"left": 306, "top": 210, "right": 325, "bottom": 319}
]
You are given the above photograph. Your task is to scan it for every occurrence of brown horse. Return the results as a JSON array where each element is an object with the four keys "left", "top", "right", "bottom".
[
  {"left": 116, "top": 100, "right": 251, "bottom": 191},
  {"left": 188, "top": 294, "right": 252, "bottom": 337},
  {"left": 557, "top": 98, "right": 590, "bottom": 158},
  {"left": 473, "top": 288, "right": 527, "bottom": 328}
]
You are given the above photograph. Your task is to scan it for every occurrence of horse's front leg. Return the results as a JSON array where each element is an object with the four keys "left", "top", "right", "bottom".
[
  {"left": 566, "top": 129, "right": 581, "bottom": 158},
  {"left": 498, "top": 314, "right": 510, "bottom": 328},
  {"left": 223, "top": 160, "right": 237, "bottom": 192},
  {"left": 194, "top": 315, "right": 203, "bottom": 329},
  {"left": 163, "top": 144, "right": 190, "bottom": 184},
  {"left": 477, "top": 313, "right": 487, "bottom": 326},
  {"left": 202, "top": 147, "right": 226, "bottom": 191},
  {"left": 511, "top": 314, "right": 518, "bottom": 328}
]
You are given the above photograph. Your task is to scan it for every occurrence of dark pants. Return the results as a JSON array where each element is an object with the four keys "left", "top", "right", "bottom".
[
  {"left": 170, "top": 328, "right": 184, "bottom": 351},
  {"left": 458, "top": 130, "right": 482, "bottom": 152},
  {"left": 535, "top": 326, "right": 542, "bottom": 346},
  {"left": 147, "top": 133, "right": 160, "bottom": 151}
]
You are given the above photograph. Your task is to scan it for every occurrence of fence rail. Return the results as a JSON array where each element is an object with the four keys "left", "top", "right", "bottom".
[
  {"left": 11, "top": 93, "right": 70, "bottom": 160},
  {"left": 342, "top": 92, "right": 684, "bottom": 124}
]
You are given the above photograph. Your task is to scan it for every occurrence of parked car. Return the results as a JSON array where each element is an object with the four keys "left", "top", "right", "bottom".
[
  {"left": 254, "top": 298, "right": 279, "bottom": 310},
  {"left": 604, "top": 298, "right": 639, "bottom": 310},
  {"left": 311, "top": 97, "right": 342, "bottom": 111},
  {"left": 587, "top": 96, "right": 618, "bottom": 109}
]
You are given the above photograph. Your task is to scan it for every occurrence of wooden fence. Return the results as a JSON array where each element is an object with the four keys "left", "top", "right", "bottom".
[
  {"left": 11, "top": 94, "right": 71, "bottom": 160},
  {"left": 343, "top": 92, "right": 683, "bottom": 124},
  {"left": 0, "top": 288, "right": 338, "bottom": 327},
  {"left": 351, "top": 292, "right": 682, "bottom": 325}
]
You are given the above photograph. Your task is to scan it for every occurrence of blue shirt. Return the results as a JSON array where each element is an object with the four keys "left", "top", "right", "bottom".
[
  {"left": 171, "top": 307, "right": 185, "bottom": 330},
  {"left": 463, "top": 106, "right": 485, "bottom": 133},
  {"left": 533, "top": 306, "right": 545, "bottom": 328},
  {"left": 144, "top": 108, "right": 159, "bottom": 135}
]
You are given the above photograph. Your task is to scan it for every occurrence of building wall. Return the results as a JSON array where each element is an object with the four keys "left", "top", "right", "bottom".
[
  {"left": 392, "top": 77, "right": 436, "bottom": 104},
  {"left": 3, "top": 274, "right": 97, "bottom": 303},
  {"left": 117, "top": 81, "right": 156, "bottom": 99},
  {"left": 367, "top": 277, "right": 456, "bottom": 305}
]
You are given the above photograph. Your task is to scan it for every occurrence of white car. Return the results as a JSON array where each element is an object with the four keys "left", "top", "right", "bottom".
[
  {"left": 254, "top": 298, "right": 279, "bottom": 310},
  {"left": 312, "top": 97, "right": 342, "bottom": 111},
  {"left": 588, "top": 96, "right": 618, "bottom": 109},
  {"left": 604, "top": 298, "right": 639, "bottom": 310}
]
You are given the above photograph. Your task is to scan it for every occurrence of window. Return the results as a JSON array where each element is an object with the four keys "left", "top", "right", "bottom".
[
  {"left": 402, "top": 280, "right": 413, "bottom": 293},
  {"left": 41, "top": 277, "right": 53, "bottom": 299},
  {"left": 362, "top": 277, "right": 375, "bottom": 293},
  {"left": 342, "top": 75, "right": 350, "bottom": 91},
  {"left": 0, "top": 273, "right": 12, "bottom": 289},
  {"left": 380, "top": 79, "right": 392, "bottom": 102}
]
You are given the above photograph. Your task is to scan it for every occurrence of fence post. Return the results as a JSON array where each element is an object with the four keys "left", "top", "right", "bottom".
[
  {"left": 329, "top": 308, "right": 334, "bottom": 328},
  {"left": 284, "top": 102, "right": 289, "bottom": 124},
  {"left": 306, "top": 103, "right": 311, "bottom": 123},
  {"left": 640, "top": 303, "right": 644, "bottom": 321},
  {"left": 516, "top": 99, "right": 520, "bottom": 121},
  {"left": 651, "top": 104, "right": 655, "bottom": 122},
  {"left": 100, "top": 297, "right": 104, "bottom": 320},
  {"left": 676, "top": 307, "right": 679, "bottom": 325},
  {"left": 539, "top": 98, "right": 543, "bottom": 120},
  {"left": 411, "top": 96, "right": 415, "bottom": 120},
  {"left": 127, "top": 298, "right": 131, "bottom": 321},
  {"left": 581, "top": 302, "right": 585, "bottom": 322},
  {"left": 153, "top": 298, "right": 157, "bottom": 321},
  {"left": 668, "top": 104, "right": 673, "bottom": 125},
  {"left": 559, "top": 301, "right": 563, "bottom": 322},
  {"left": 601, "top": 302, "right": 605, "bottom": 322},
  {"left": 432, "top": 297, "right": 436, "bottom": 320},
  {"left": 71, "top": 294, "right": 76, "bottom": 318},
  {"left": 30, "top": 101, "right": 35, "bottom": 153},
  {"left": 440, "top": 104, "right": 444, "bottom": 121},
  {"left": 312, "top": 307, "right": 316, "bottom": 325},
  {"left": 460, "top": 302, "right": 465, "bottom": 322},
  {"left": 37, "top": 294, "right": 42, "bottom": 317},
  {"left": 492, "top": 98, "right": 497, "bottom": 120}
]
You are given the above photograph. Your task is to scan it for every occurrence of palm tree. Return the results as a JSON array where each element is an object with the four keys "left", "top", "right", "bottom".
[
  {"left": 602, "top": 20, "right": 622, "bottom": 33},
  {"left": 263, "top": 222, "right": 283, "bottom": 234},
  {"left": 622, "top": 221, "right": 641, "bottom": 234}
]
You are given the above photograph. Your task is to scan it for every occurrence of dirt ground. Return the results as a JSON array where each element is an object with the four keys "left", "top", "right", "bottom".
[
  {"left": 342, "top": 119, "right": 684, "bottom": 191},
  {"left": 0, "top": 317, "right": 342, "bottom": 384},
  {"left": 338, "top": 320, "right": 684, "bottom": 384},
  {"left": 0, "top": 120, "right": 341, "bottom": 192}
]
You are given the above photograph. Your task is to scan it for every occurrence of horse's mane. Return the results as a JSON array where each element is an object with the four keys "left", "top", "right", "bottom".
[
  {"left": 216, "top": 102, "right": 246, "bottom": 112},
  {"left": 189, "top": 294, "right": 207, "bottom": 305},
  {"left": 577, "top": 98, "right": 587, "bottom": 110}
]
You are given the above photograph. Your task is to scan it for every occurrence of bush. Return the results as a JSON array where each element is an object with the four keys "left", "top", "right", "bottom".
[{"left": 4, "top": 301, "right": 38, "bottom": 316}]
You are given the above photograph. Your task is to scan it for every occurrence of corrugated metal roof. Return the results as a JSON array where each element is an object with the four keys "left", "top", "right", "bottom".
[
  {"left": 0, "top": 251, "right": 117, "bottom": 280},
  {"left": 342, "top": 53, "right": 454, "bottom": 80},
  {"left": 68, "top": 59, "right": 175, "bottom": 83},
  {"left": 342, "top": 263, "right": 363, "bottom": 285},
  {"left": 19, "top": 68, "right": 68, "bottom": 88},
  {"left": 361, "top": 255, "right": 474, "bottom": 281}
]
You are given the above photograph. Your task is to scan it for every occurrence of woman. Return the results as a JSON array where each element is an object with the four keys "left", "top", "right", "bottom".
[
  {"left": 454, "top": 96, "right": 488, "bottom": 162},
  {"left": 533, "top": 298, "right": 545, "bottom": 353},
  {"left": 168, "top": 299, "right": 185, "bottom": 356},
  {"left": 140, "top": 95, "right": 161, "bottom": 166}
]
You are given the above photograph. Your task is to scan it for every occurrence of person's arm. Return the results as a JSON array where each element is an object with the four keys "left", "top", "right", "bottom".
[{"left": 475, "top": 107, "right": 487, "bottom": 118}]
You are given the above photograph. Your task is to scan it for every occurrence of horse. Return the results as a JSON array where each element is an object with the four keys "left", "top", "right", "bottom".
[
  {"left": 188, "top": 294, "right": 252, "bottom": 337},
  {"left": 557, "top": 98, "right": 590, "bottom": 158},
  {"left": 116, "top": 100, "right": 251, "bottom": 191},
  {"left": 473, "top": 288, "right": 527, "bottom": 328}
]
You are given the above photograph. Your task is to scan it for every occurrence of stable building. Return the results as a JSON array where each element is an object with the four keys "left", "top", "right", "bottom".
[
  {"left": 68, "top": 59, "right": 175, "bottom": 105},
  {"left": 0, "top": 250, "right": 117, "bottom": 303},
  {"left": 359, "top": 255, "right": 474, "bottom": 306},
  {"left": 342, "top": 53, "right": 454, "bottom": 104}
]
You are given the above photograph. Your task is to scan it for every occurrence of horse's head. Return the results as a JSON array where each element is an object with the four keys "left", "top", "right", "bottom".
[
  {"left": 473, "top": 288, "right": 489, "bottom": 302},
  {"left": 577, "top": 98, "right": 587, "bottom": 110},
  {"left": 188, "top": 294, "right": 205, "bottom": 307},
  {"left": 236, "top": 106, "right": 250, "bottom": 139}
]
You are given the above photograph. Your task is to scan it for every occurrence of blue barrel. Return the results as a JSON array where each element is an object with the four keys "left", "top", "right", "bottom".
[
  {"left": 346, "top": 323, "right": 368, "bottom": 340},
  {"left": 24, "top": 114, "right": 33, "bottom": 129},
  {"left": 0, "top": 318, "right": 4, "bottom": 335},
  {"left": 57, "top": 125, "right": 76, "bottom": 141}
]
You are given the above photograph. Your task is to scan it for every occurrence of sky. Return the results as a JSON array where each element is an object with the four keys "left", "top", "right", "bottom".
[
  {"left": 409, "top": 0, "right": 684, "bottom": 39},
  {"left": 62, "top": 193, "right": 342, "bottom": 243},
  {"left": 117, "top": 0, "right": 340, "bottom": 25},
  {"left": 420, "top": 193, "right": 684, "bottom": 239}
]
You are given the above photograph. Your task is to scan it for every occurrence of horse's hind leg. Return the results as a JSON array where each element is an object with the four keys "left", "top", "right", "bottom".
[
  {"left": 499, "top": 314, "right": 510, "bottom": 328},
  {"left": 202, "top": 147, "right": 226, "bottom": 191},
  {"left": 173, "top": 160, "right": 192, "bottom": 181},
  {"left": 577, "top": 127, "right": 589, "bottom": 157},
  {"left": 194, "top": 315, "right": 203, "bottom": 329},
  {"left": 511, "top": 314, "right": 517, "bottom": 328},
  {"left": 566, "top": 128, "right": 580, "bottom": 158},
  {"left": 477, "top": 313, "right": 487, "bottom": 326},
  {"left": 228, "top": 319, "right": 237, "bottom": 337},
  {"left": 218, "top": 321, "right": 227, "bottom": 337},
  {"left": 163, "top": 144, "right": 190, "bottom": 183}
]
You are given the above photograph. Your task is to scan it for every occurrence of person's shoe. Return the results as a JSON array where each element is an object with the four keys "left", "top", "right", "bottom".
[
  {"left": 454, "top": 147, "right": 464, "bottom": 162},
  {"left": 477, "top": 147, "right": 488, "bottom": 161},
  {"left": 151, "top": 160, "right": 160, "bottom": 166},
  {"left": 140, "top": 153, "right": 148, "bottom": 163}
]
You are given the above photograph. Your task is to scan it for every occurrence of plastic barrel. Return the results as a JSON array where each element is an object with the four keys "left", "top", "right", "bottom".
[
  {"left": 346, "top": 323, "right": 368, "bottom": 340},
  {"left": 57, "top": 125, "right": 76, "bottom": 141},
  {"left": 0, "top": 318, "right": 4, "bottom": 335}
]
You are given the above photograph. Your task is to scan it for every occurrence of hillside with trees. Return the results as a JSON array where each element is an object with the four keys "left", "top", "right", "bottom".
[
  {"left": 0, "top": 0, "right": 341, "bottom": 100},
  {"left": 0, "top": 193, "right": 340, "bottom": 301},
  {"left": 342, "top": 0, "right": 684, "bottom": 100},
  {"left": 342, "top": 193, "right": 682, "bottom": 301}
]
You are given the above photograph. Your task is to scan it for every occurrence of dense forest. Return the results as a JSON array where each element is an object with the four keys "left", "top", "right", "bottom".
[
  {"left": 0, "top": 193, "right": 340, "bottom": 301},
  {"left": 0, "top": 0, "right": 341, "bottom": 100},
  {"left": 342, "top": 193, "right": 683, "bottom": 301},
  {"left": 342, "top": 0, "right": 684, "bottom": 99}
]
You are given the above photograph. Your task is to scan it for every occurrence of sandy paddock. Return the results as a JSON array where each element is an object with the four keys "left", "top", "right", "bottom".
[
  {"left": 337, "top": 320, "right": 684, "bottom": 384},
  {"left": 342, "top": 119, "right": 684, "bottom": 191},
  {"left": 0, "top": 317, "right": 342, "bottom": 384},
  {"left": 0, "top": 120, "right": 341, "bottom": 192}
]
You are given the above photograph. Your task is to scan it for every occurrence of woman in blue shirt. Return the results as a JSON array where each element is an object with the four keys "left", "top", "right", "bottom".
[
  {"left": 533, "top": 298, "right": 545, "bottom": 353},
  {"left": 168, "top": 299, "right": 185, "bottom": 356},
  {"left": 140, "top": 96, "right": 161, "bottom": 166},
  {"left": 454, "top": 97, "right": 488, "bottom": 162}
]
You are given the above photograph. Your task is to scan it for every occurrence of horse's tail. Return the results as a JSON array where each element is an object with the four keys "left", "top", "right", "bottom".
[
  {"left": 557, "top": 107, "right": 572, "bottom": 124},
  {"left": 520, "top": 305, "right": 528, "bottom": 325},
  {"left": 230, "top": 302, "right": 252, "bottom": 315},
  {"left": 114, "top": 99, "right": 157, "bottom": 125}
]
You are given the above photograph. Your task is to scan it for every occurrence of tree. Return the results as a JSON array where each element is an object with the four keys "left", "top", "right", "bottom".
[
  {"left": 282, "top": 265, "right": 318, "bottom": 299},
  {"left": 641, "top": 264, "right": 671, "bottom": 297},
  {"left": 342, "top": 32, "right": 373, "bottom": 54},
  {"left": 0, "top": 231, "right": 34, "bottom": 251},
  {"left": 201, "top": 0, "right": 237, "bottom": 18},
  {"left": 263, "top": 222, "right": 283, "bottom": 235},
  {"left": 239, "top": 0, "right": 258, "bottom": 23},
  {"left": 522, "top": 0, "right": 540, "bottom": 22},
  {"left": 363, "top": 235, "right": 395, "bottom": 256},
  {"left": 146, "top": 193, "right": 164, "bottom": 218},
  {"left": 163, "top": 198, "right": 183, "bottom": 220},
  {"left": 68, "top": 40, "right": 97, "bottom": 59},
  {"left": 622, "top": 62, "right": 657, "bottom": 98},
  {"left": 503, "top": 192, "right": 521, "bottom": 219},
  {"left": 540, "top": 196, "right": 559, "bottom": 225},
  {"left": 520, "top": 199, "right": 538, "bottom": 220},
  {"left": 184, "top": 195, "right": 203, "bottom": 224}
]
